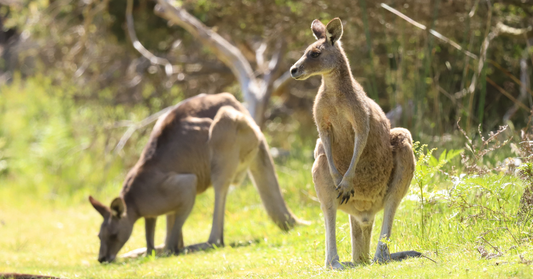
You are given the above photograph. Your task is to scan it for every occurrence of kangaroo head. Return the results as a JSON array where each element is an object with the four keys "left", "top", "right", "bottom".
[
  {"left": 290, "top": 18, "right": 344, "bottom": 80},
  {"left": 89, "top": 196, "right": 133, "bottom": 263}
]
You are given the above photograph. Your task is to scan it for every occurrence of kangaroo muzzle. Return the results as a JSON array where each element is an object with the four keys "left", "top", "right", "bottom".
[
  {"left": 290, "top": 66, "right": 299, "bottom": 77},
  {"left": 290, "top": 64, "right": 306, "bottom": 80}
]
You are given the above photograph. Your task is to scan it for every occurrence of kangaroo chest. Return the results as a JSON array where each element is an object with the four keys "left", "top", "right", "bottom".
[{"left": 314, "top": 95, "right": 361, "bottom": 174}]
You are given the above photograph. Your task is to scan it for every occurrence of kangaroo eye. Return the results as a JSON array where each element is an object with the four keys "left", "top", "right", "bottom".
[{"left": 310, "top": 51, "right": 321, "bottom": 58}]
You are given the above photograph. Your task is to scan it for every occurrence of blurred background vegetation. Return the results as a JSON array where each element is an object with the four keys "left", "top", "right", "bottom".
[{"left": 0, "top": 0, "right": 532, "bottom": 199}]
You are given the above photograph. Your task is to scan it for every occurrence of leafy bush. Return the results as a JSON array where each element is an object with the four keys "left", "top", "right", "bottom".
[
  {"left": 404, "top": 142, "right": 532, "bottom": 263},
  {"left": 0, "top": 75, "right": 179, "bottom": 202}
]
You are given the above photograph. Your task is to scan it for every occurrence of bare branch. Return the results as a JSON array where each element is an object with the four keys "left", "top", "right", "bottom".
[
  {"left": 153, "top": 0, "right": 259, "bottom": 107},
  {"left": 486, "top": 77, "right": 530, "bottom": 112},
  {"left": 489, "top": 59, "right": 533, "bottom": 98},
  {"left": 263, "top": 39, "right": 285, "bottom": 88},
  {"left": 381, "top": 3, "right": 478, "bottom": 60},
  {"left": 457, "top": 23, "right": 531, "bottom": 98},
  {"left": 152, "top": 1, "right": 289, "bottom": 125},
  {"left": 255, "top": 42, "right": 267, "bottom": 72},
  {"left": 71, "top": 0, "right": 110, "bottom": 60},
  {"left": 436, "top": 84, "right": 457, "bottom": 105},
  {"left": 252, "top": 38, "right": 287, "bottom": 124},
  {"left": 126, "top": 0, "right": 174, "bottom": 76},
  {"left": 465, "top": 1, "right": 494, "bottom": 97},
  {"left": 113, "top": 105, "right": 174, "bottom": 155},
  {"left": 496, "top": 22, "right": 532, "bottom": 37},
  {"left": 468, "top": 0, "right": 480, "bottom": 18}
]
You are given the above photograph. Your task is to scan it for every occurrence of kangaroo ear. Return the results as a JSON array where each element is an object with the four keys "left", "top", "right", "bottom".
[
  {"left": 311, "top": 19, "right": 326, "bottom": 40},
  {"left": 89, "top": 196, "right": 110, "bottom": 218},
  {"left": 325, "top": 18, "right": 343, "bottom": 45},
  {"left": 110, "top": 197, "right": 126, "bottom": 218}
]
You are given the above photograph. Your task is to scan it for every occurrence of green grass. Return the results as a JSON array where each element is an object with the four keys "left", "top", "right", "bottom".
[
  {"left": 1, "top": 155, "right": 533, "bottom": 278},
  {"left": 1, "top": 78, "right": 533, "bottom": 278}
]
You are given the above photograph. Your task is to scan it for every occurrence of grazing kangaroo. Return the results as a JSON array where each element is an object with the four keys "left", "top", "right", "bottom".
[
  {"left": 89, "top": 93, "right": 302, "bottom": 263},
  {"left": 290, "top": 18, "right": 420, "bottom": 269}
]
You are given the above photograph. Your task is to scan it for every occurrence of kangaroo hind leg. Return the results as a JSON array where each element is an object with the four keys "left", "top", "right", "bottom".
[
  {"left": 374, "top": 128, "right": 420, "bottom": 263},
  {"left": 349, "top": 214, "right": 373, "bottom": 266},
  {"left": 313, "top": 139, "right": 344, "bottom": 270},
  {"left": 206, "top": 106, "right": 253, "bottom": 247}
]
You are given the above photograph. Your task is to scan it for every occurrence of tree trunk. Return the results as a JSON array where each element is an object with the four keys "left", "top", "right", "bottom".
[{"left": 152, "top": 0, "right": 291, "bottom": 126}]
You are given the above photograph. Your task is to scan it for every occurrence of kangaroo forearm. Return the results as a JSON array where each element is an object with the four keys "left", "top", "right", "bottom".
[
  {"left": 319, "top": 130, "right": 342, "bottom": 180},
  {"left": 341, "top": 111, "right": 370, "bottom": 181},
  {"left": 343, "top": 133, "right": 368, "bottom": 181},
  {"left": 326, "top": 148, "right": 341, "bottom": 179}
]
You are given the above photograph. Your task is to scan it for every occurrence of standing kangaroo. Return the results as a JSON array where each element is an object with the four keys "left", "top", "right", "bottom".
[
  {"left": 89, "top": 93, "right": 302, "bottom": 263},
  {"left": 290, "top": 18, "right": 420, "bottom": 269}
]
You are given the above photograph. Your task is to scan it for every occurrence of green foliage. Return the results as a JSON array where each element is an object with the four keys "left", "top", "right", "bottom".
[
  {"left": 0, "top": 76, "right": 183, "bottom": 204},
  {"left": 518, "top": 162, "right": 533, "bottom": 181},
  {"left": 407, "top": 142, "right": 532, "bottom": 266},
  {"left": 413, "top": 142, "right": 462, "bottom": 195}
]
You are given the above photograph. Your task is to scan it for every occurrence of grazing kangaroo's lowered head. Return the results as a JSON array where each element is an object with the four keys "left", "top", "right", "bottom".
[
  {"left": 89, "top": 196, "right": 134, "bottom": 263},
  {"left": 290, "top": 18, "right": 345, "bottom": 80}
]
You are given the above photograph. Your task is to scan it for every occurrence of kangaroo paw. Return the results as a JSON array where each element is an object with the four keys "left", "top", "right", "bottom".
[{"left": 335, "top": 180, "right": 354, "bottom": 205}]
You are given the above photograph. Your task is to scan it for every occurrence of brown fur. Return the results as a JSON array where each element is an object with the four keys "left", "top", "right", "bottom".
[
  {"left": 89, "top": 93, "right": 302, "bottom": 263},
  {"left": 291, "top": 18, "right": 418, "bottom": 269}
]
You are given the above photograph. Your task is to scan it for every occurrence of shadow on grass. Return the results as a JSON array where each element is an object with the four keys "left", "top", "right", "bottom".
[{"left": 119, "top": 238, "right": 262, "bottom": 263}]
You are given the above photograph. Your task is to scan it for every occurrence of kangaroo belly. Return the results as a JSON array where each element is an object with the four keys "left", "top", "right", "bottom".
[
  {"left": 330, "top": 121, "right": 393, "bottom": 210},
  {"left": 350, "top": 151, "right": 392, "bottom": 205}
]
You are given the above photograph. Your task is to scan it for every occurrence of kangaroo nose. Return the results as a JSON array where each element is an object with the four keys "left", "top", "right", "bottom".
[
  {"left": 290, "top": 67, "right": 298, "bottom": 77},
  {"left": 98, "top": 256, "right": 106, "bottom": 263}
]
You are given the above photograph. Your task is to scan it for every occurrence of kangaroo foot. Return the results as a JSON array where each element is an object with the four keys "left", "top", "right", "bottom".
[
  {"left": 341, "top": 261, "right": 356, "bottom": 268},
  {"left": 180, "top": 242, "right": 217, "bottom": 254},
  {"left": 120, "top": 244, "right": 166, "bottom": 258},
  {"left": 120, "top": 247, "right": 147, "bottom": 259},
  {"left": 326, "top": 260, "right": 345, "bottom": 270},
  {"left": 373, "top": 243, "right": 391, "bottom": 263},
  {"left": 373, "top": 253, "right": 391, "bottom": 264},
  {"left": 373, "top": 250, "right": 422, "bottom": 264},
  {"left": 389, "top": 250, "right": 422, "bottom": 261}
]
